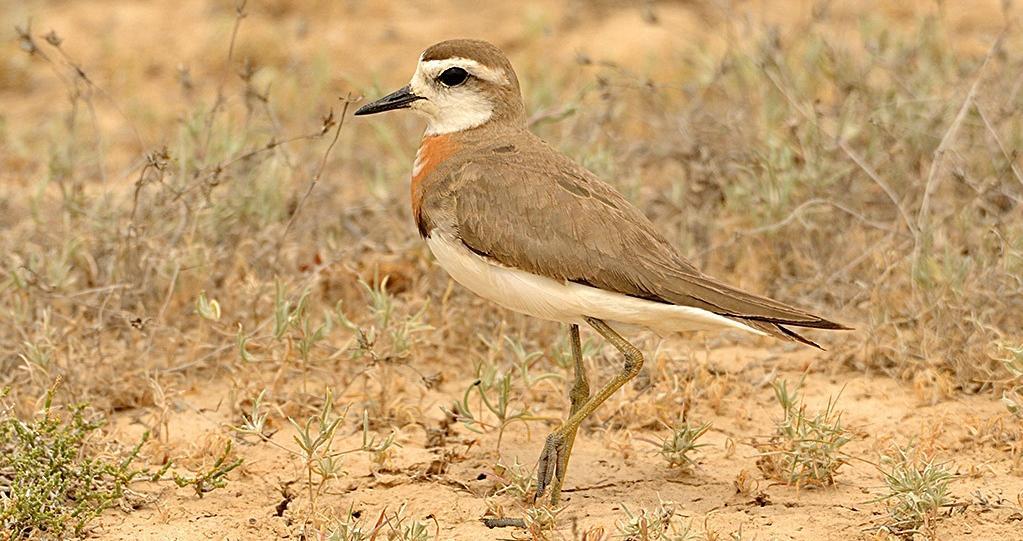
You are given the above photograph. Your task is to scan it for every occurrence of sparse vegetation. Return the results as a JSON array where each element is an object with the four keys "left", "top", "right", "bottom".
[
  {"left": 1, "top": 0, "right": 1021, "bottom": 538},
  {"left": 614, "top": 500, "right": 700, "bottom": 541},
  {"left": 658, "top": 421, "right": 712, "bottom": 472},
  {"left": 755, "top": 380, "right": 851, "bottom": 487},
  {"left": 447, "top": 335, "right": 560, "bottom": 448},
  {"left": 336, "top": 277, "right": 432, "bottom": 364},
  {"left": 874, "top": 447, "right": 955, "bottom": 538},
  {"left": 170, "top": 440, "right": 242, "bottom": 497},
  {"left": 999, "top": 342, "right": 1023, "bottom": 419},
  {"left": 0, "top": 388, "right": 148, "bottom": 538},
  {"left": 234, "top": 389, "right": 397, "bottom": 525},
  {"left": 378, "top": 503, "right": 436, "bottom": 541},
  {"left": 492, "top": 457, "right": 536, "bottom": 500},
  {"left": 519, "top": 504, "right": 565, "bottom": 540},
  {"left": 321, "top": 503, "right": 435, "bottom": 541}
]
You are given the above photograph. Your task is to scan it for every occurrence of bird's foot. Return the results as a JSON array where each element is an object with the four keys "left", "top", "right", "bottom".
[{"left": 533, "top": 431, "right": 566, "bottom": 503}]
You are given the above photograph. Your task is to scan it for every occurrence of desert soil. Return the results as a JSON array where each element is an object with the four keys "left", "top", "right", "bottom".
[{"left": 97, "top": 345, "right": 1023, "bottom": 540}]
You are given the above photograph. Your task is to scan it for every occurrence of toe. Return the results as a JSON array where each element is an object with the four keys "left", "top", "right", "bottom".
[{"left": 533, "top": 434, "right": 561, "bottom": 500}]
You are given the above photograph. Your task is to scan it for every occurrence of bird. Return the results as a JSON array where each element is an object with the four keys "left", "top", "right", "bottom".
[{"left": 354, "top": 38, "right": 849, "bottom": 506}]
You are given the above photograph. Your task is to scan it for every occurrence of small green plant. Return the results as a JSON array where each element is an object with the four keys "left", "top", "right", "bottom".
[
  {"left": 236, "top": 323, "right": 256, "bottom": 363},
  {"left": 325, "top": 519, "right": 370, "bottom": 541},
  {"left": 492, "top": 458, "right": 534, "bottom": 499},
  {"left": 445, "top": 336, "right": 559, "bottom": 448},
  {"left": 615, "top": 499, "right": 698, "bottom": 541},
  {"left": 233, "top": 390, "right": 398, "bottom": 523},
  {"left": 336, "top": 277, "right": 431, "bottom": 362},
  {"left": 521, "top": 504, "right": 564, "bottom": 540},
  {"left": 171, "top": 440, "right": 243, "bottom": 497},
  {"left": 755, "top": 379, "right": 851, "bottom": 487},
  {"left": 322, "top": 502, "right": 434, "bottom": 541},
  {"left": 273, "top": 277, "right": 311, "bottom": 341},
  {"left": 0, "top": 388, "right": 148, "bottom": 538},
  {"left": 874, "top": 447, "right": 954, "bottom": 537},
  {"left": 324, "top": 504, "right": 371, "bottom": 541},
  {"left": 236, "top": 388, "right": 271, "bottom": 437},
  {"left": 295, "top": 306, "right": 334, "bottom": 364},
  {"left": 380, "top": 503, "right": 434, "bottom": 541},
  {"left": 288, "top": 392, "right": 349, "bottom": 517},
  {"left": 260, "top": 278, "right": 340, "bottom": 388},
  {"left": 17, "top": 340, "right": 54, "bottom": 373},
  {"left": 450, "top": 362, "right": 530, "bottom": 439},
  {"left": 659, "top": 421, "right": 712, "bottom": 471}
]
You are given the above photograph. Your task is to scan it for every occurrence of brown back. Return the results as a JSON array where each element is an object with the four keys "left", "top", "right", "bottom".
[{"left": 418, "top": 127, "right": 847, "bottom": 345}]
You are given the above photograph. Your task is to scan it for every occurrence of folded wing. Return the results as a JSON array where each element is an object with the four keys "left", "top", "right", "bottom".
[{"left": 452, "top": 137, "right": 849, "bottom": 346}]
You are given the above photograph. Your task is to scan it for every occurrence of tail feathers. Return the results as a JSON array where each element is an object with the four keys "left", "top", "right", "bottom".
[
  {"left": 757, "top": 317, "right": 852, "bottom": 331},
  {"left": 730, "top": 317, "right": 850, "bottom": 350},
  {"left": 774, "top": 323, "right": 825, "bottom": 349}
]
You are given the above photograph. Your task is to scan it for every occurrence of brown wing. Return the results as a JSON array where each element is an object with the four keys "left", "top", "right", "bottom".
[{"left": 451, "top": 136, "right": 848, "bottom": 345}]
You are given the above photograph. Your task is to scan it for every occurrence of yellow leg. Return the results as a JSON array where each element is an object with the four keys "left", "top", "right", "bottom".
[
  {"left": 535, "top": 317, "right": 644, "bottom": 503},
  {"left": 545, "top": 324, "right": 589, "bottom": 505}
]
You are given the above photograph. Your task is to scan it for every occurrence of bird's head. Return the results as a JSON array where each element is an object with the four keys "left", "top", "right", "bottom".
[{"left": 355, "top": 39, "right": 525, "bottom": 135}]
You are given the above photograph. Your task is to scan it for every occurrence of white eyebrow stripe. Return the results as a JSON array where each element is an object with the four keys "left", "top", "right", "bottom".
[{"left": 419, "top": 58, "right": 509, "bottom": 86}]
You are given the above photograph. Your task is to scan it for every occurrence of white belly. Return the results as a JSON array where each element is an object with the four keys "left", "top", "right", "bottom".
[{"left": 425, "top": 231, "right": 764, "bottom": 337}]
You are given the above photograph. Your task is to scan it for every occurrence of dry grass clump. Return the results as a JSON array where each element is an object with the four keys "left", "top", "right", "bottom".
[
  {"left": 873, "top": 446, "right": 955, "bottom": 538},
  {"left": 658, "top": 421, "right": 712, "bottom": 472},
  {"left": 755, "top": 380, "right": 851, "bottom": 487},
  {"left": 998, "top": 342, "right": 1023, "bottom": 418},
  {"left": 322, "top": 503, "right": 436, "bottom": 541},
  {"left": 491, "top": 458, "right": 536, "bottom": 500},
  {"left": 614, "top": 499, "right": 700, "bottom": 541}
]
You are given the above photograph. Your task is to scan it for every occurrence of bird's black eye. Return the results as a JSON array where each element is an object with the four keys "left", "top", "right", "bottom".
[{"left": 437, "top": 67, "right": 469, "bottom": 87}]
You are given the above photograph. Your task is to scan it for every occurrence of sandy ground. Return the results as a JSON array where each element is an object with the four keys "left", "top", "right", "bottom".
[{"left": 92, "top": 345, "right": 1023, "bottom": 540}]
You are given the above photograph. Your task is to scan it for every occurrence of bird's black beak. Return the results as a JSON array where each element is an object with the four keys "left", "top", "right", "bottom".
[{"left": 354, "top": 85, "right": 424, "bottom": 116}]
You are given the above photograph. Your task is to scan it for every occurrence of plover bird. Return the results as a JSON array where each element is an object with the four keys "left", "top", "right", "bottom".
[{"left": 354, "top": 39, "right": 848, "bottom": 505}]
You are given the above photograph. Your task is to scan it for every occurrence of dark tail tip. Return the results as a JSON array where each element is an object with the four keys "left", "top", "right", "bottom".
[{"left": 777, "top": 324, "right": 825, "bottom": 350}]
